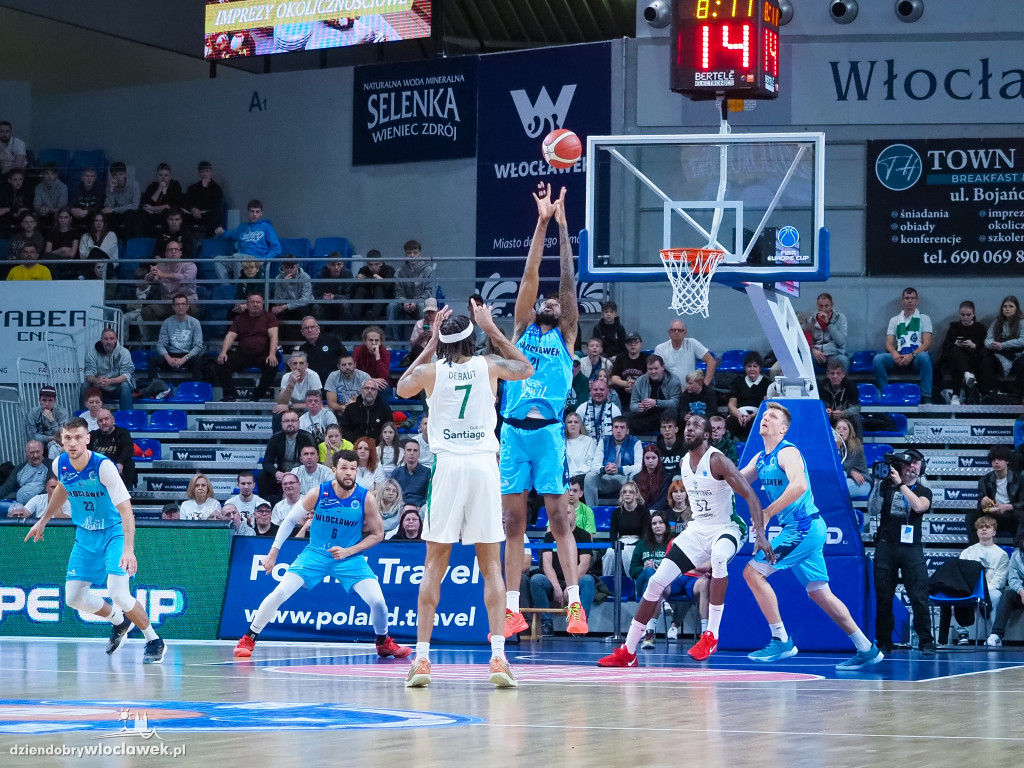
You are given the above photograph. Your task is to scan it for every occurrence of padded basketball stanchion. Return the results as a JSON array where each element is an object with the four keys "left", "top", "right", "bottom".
[{"left": 607, "top": 539, "right": 625, "bottom": 643}]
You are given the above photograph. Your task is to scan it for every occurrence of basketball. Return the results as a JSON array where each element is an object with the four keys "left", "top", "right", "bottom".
[{"left": 541, "top": 129, "right": 582, "bottom": 169}]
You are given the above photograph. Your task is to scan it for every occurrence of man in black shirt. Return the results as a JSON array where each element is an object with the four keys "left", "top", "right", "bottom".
[
  {"left": 296, "top": 316, "right": 348, "bottom": 383},
  {"left": 869, "top": 449, "right": 935, "bottom": 655},
  {"left": 609, "top": 332, "right": 648, "bottom": 406},
  {"left": 184, "top": 161, "right": 224, "bottom": 237},
  {"left": 654, "top": 411, "right": 685, "bottom": 478},
  {"left": 818, "top": 358, "right": 862, "bottom": 435}
]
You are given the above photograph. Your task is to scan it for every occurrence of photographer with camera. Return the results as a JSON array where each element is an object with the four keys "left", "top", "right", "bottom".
[{"left": 868, "top": 448, "right": 936, "bottom": 655}]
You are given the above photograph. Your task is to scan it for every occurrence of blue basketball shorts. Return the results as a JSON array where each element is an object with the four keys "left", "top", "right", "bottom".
[
  {"left": 499, "top": 421, "right": 570, "bottom": 496},
  {"left": 66, "top": 526, "right": 126, "bottom": 586},
  {"left": 287, "top": 546, "right": 378, "bottom": 591},
  {"left": 752, "top": 515, "right": 829, "bottom": 586}
]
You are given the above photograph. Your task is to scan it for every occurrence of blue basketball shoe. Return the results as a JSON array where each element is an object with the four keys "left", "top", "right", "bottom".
[{"left": 748, "top": 637, "right": 798, "bottom": 662}]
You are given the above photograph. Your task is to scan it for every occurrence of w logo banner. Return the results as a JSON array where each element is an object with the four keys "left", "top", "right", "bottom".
[{"left": 510, "top": 85, "right": 577, "bottom": 138}]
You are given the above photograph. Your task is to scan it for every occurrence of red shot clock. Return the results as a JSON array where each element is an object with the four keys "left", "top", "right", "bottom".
[{"left": 670, "top": 0, "right": 781, "bottom": 99}]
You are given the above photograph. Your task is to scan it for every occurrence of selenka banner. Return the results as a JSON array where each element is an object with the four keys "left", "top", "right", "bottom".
[
  {"left": 218, "top": 537, "right": 488, "bottom": 643},
  {"left": 353, "top": 56, "right": 477, "bottom": 165},
  {"left": 865, "top": 138, "right": 1024, "bottom": 276}
]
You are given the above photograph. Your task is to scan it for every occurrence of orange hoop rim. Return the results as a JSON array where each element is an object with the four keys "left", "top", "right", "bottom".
[{"left": 659, "top": 248, "right": 725, "bottom": 275}]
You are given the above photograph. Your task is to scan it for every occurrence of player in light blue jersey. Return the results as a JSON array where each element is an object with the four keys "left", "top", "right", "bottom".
[
  {"left": 233, "top": 450, "right": 410, "bottom": 659},
  {"left": 499, "top": 183, "right": 589, "bottom": 637},
  {"left": 740, "top": 402, "right": 883, "bottom": 671},
  {"left": 25, "top": 417, "right": 165, "bottom": 663}
]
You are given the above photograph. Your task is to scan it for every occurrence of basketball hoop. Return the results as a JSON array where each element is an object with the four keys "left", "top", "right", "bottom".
[{"left": 659, "top": 248, "right": 725, "bottom": 318}]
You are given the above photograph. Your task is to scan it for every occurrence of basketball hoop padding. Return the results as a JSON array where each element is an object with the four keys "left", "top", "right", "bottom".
[{"left": 659, "top": 248, "right": 724, "bottom": 317}]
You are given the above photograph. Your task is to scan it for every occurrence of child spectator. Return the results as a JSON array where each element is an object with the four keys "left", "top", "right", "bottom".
[
  {"left": 591, "top": 300, "right": 627, "bottom": 358},
  {"left": 987, "top": 533, "right": 1024, "bottom": 646},
  {"left": 943, "top": 516, "right": 1009, "bottom": 645}
]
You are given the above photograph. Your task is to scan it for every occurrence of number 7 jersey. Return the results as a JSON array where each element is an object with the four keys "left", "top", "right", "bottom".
[{"left": 427, "top": 355, "right": 499, "bottom": 456}]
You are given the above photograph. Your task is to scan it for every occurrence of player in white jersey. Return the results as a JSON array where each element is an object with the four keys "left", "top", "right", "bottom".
[
  {"left": 599, "top": 413, "right": 771, "bottom": 667},
  {"left": 396, "top": 301, "right": 533, "bottom": 688}
]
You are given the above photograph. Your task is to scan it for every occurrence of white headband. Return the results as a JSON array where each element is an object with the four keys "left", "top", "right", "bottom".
[{"left": 439, "top": 322, "right": 474, "bottom": 344}]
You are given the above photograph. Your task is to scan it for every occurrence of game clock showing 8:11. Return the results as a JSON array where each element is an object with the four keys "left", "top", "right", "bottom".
[{"left": 671, "top": 0, "right": 781, "bottom": 100}]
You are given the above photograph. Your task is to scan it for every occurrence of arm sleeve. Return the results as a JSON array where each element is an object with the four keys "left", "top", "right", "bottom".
[
  {"left": 289, "top": 274, "right": 313, "bottom": 310},
  {"left": 657, "top": 377, "right": 682, "bottom": 409},
  {"left": 830, "top": 313, "right": 848, "bottom": 350},
  {"left": 265, "top": 227, "right": 282, "bottom": 259},
  {"left": 83, "top": 350, "right": 98, "bottom": 378},
  {"left": 589, "top": 441, "right": 606, "bottom": 475},
  {"left": 98, "top": 459, "right": 131, "bottom": 505},
  {"left": 189, "top": 318, "right": 205, "bottom": 357},
  {"left": 272, "top": 501, "right": 309, "bottom": 549},
  {"left": 119, "top": 351, "right": 135, "bottom": 379},
  {"left": 156, "top": 321, "right": 170, "bottom": 357}
]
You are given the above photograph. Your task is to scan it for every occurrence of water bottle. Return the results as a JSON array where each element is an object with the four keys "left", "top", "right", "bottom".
[{"left": 435, "top": 284, "right": 446, "bottom": 310}]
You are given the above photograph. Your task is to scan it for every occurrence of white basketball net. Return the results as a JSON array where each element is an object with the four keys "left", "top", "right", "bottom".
[{"left": 660, "top": 248, "right": 725, "bottom": 318}]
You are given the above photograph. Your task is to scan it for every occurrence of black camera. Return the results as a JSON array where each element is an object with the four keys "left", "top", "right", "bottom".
[{"left": 871, "top": 449, "right": 926, "bottom": 481}]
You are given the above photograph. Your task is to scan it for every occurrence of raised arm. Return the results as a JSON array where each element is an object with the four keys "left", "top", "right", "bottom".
[
  {"left": 552, "top": 187, "right": 578, "bottom": 350},
  {"left": 513, "top": 184, "right": 558, "bottom": 338},
  {"left": 474, "top": 302, "right": 533, "bottom": 382},
  {"left": 397, "top": 307, "right": 447, "bottom": 398},
  {"left": 264, "top": 488, "right": 318, "bottom": 573}
]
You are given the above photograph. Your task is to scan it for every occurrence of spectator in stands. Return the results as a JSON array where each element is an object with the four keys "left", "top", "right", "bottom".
[
  {"left": 679, "top": 373, "right": 716, "bottom": 422},
  {"left": 252, "top": 502, "right": 279, "bottom": 537},
  {"left": 937, "top": 300, "right": 987, "bottom": 396},
  {"left": 629, "top": 355, "right": 682, "bottom": 436},
  {"left": 180, "top": 473, "right": 222, "bottom": 520},
  {"left": 818, "top": 358, "right": 862, "bottom": 435},
  {"left": 387, "top": 239, "right": 435, "bottom": 339},
  {"left": 530, "top": 503, "right": 595, "bottom": 636},
  {"left": 374, "top": 478, "right": 404, "bottom": 535},
  {"left": 153, "top": 208, "right": 194, "bottom": 258},
  {"left": 296, "top": 316, "right": 347, "bottom": 383},
  {"left": 314, "top": 253, "right": 353, "bottom": 324},
  {"left": 869, "top": 448, "right": 935, "bottom": 655},
  {"left": 629, "top": 510, "right": 675, "bottom": 648},
  {"left": 139, "top": 163, "right": 183, "bottom": 236},
  {"left": 318, "top": 423, "right": 353, "bottom": 468},
  {"left": 141, "top": 241, "right": 199, "bottom": 333},
  {"left": 565, "top": 412, "right": 597, "bottom": 479},
  {"left": 274, "top": 352, "right": 323, "bottom": 417},
  {"left": 352, "top": 249, "right": 395, "bottom": 321},
  {"left": 184, "top": 161, "right": 223, "bottom": 237},
  {"left": 979, "top": 296, "right": 1024, "bottom": 397},
  {"left": 271, "top": 472, "right": 303, "bottom": 525},
  {"left": 636, "top": 444, "right": 670, "bottom": 510},
  {"left": 6, "top": 475, "right": 70, "bottom": 521},
  {"left": 161, "top": 503, "right": 180, "bottom": 520},
  {"left": 579, "top": 337, "right": 612, "bottom": 382},
  {"left": 665, "top": 479, "right": 691, "bottom": 530},
  {"left": 81, "top": 388, "right": 104, "bottom": 431},
  {"left": 45, "top": 208, "right": 80, "bottom": 278},
  {"left": 5, "top": 244, "right": 50, "bottom": 281},
  {"left": 295, "top": 444, "right": 334, "bottom": 495},
  {"left": 0, "top": 440, "right": 48, "bottom": 507},
  {"left": 970, "top": 446, "right": 1024, "bottom": 545},
  {"left": 835, "top": 418, "right": 870, "bottom": 498},
  {"left": 258, "top": 410, "right": 316, "bottom": 500},
  {"left": 33, "top": 163, "right": 68, "bottom": 229},
  {"left": 591, "top": 300, "right": 627, "bottom": 359},
  {"left": 339, "top": 379, "right": 393, "bottom": 444},
  {"left": 224, "top": 503, "right": 256, "bottom": 537},
  {"left": 299, "top": 390, "right": 337, "bottom": 445},
  {"left": 89, "top": 409, "right": 136, "bottom": 489},
  {"left": 230, "top": 261, "right": 265, "bottom": 316},
  {"left": 565, "top": 357, "right": 590, "bottom": 416},
  {"left": 9, "top": 211, "right": 46, "bottom": 261},
  {"left": 215, "top": 293, "right": 279, "bottom": 402},
  {"left": 559, "top": 475, "right": 595, "bottom": 535},
  {"left": 224, "top": 471, "right": 269, "bottom": 527},
  {"left": 271, "top": 258, "right": 314, "bottom": 343},
  {"left": 654, "top": 320, "right": 717, "bottom": 386},
  {"left": 215, "top": 199, "right": 282, "bottom": 278},
  {"left": 102, "top": 161, "right": 140, "bottom": 238},
  {"left": 725, "top": 351, "right": 770, "bottom": 440},
  {"left": 82, "top": 328, "right": 135, "bottom": 412},
  {"left": 376, "top": 421, "right": 401, "bottom": 475},
  {"left": 987, "top": 534, "right": 1024, "bottom": 647},
  {"left": 325, "top": 353, "right": 370, "bottom": 415},
  {"left": 0, "top": 169, "right": 30, "bottom": 232},
  {"left": 353, "top": 325, "right": 391, "bottom": 393},
  {"left": 408, "top": 298, "right": 439, "bottom": 360},
  {"left": 78, "top": 211, "right": 118, "bottom": 263},
  {"left": 803, "top": 292, "right": 848, "bottom": 370},
  {"left": 149, "top": 293, "right": 205, "bottom": 384},
  {"left": 0, "top": 120, "right": 27, "bottom": 176},
  {"left": 709, "top": 415, "right": 738, "bottom": 464},
  {"left": 69, "top": 168, "right": 103, "bottom": 228},
  {"left": 585, "top": 415, "right": 643, "bottom": 507},
  {"left": 605, "top": 480, "right": 649, "bottom": 576},
  {"left": 872, "top": 287, "right": 934, "bottom": 404},
  {"left": 409, "top": 413, "right": 433, "bottom": 468},
  {"left": 353, "top": 436, "right": 385, "bottom": 490},
  {"left": 387, "top": 505, "right": 423, "bottom": 540},
  {"left": 575, "top": 377, "right": 620, "bottom": 445},
  {"left": 654, "top": 412, "right": 685, "bottom": 478},
  {"left": 942, "top": 515, "right": 1009, "bottom": 645},
  {"left": 391, "top": 440, "right": 430, "bottom": 507},
  {"left": 609, "top": 332, "right": 648, "bottom": 406}
]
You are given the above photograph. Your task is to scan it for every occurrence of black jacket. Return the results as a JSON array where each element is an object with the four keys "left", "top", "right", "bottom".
[
  {"left": 339, "top": 397, "right": 394, "bottom": 443},
  {"left": 262, "top": 430, "right": 317, "bottom": 477},
  {"left": 591, "top": 318, "right": 627, "bottom": 359},
  {"left": 89, "top": 427, "right": 137, "bottom": 488},
  {"left": 976, "top": 470, "right": 1024, "bottom": 514}
]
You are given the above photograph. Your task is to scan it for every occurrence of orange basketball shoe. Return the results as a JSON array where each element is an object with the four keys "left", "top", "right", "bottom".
[{"left": 566, "top": 602, "right": 588, "bottom": 635}]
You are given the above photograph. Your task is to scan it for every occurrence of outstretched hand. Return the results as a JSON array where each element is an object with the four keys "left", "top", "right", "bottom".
[
  {"left": 552, "top": 186, "right": 567, "bottom": 227},
  {"left": 534, "top": 182, "right": 558, "bottom": 221},
  {"left": 430, "top": 307, "right": 452, "bottom": 347},
  {"left": 471, "top": 301, "right": 497, "bottom": 333}
]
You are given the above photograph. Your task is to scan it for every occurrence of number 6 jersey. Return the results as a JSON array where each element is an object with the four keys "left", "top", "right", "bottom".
[{"left": 427, "top": 355, "right": 499, "bottom": 456}]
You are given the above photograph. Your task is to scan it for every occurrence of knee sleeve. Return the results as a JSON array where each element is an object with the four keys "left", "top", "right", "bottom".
[
  {"left": 805, "top": 580, "right": 828, "bottom": 593},
  {"left": 353, "top": 579, "right": 389, "bottom": 635},
  {"left": 65, "top": 580, "right": 105, "bottom": 614},
  {"left": 643, "top": 559, "right": 682, "bottom": 603},
  {"left": 710, "top": 536, "right": 738, "bottom": 579},
  {"left": 106, "top": 574, "right": 136, "bottom": 611}
]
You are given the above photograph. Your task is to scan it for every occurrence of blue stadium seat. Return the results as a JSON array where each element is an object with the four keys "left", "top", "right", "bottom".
[
  {"left": 858, "top": 383, "right": 880, "bottom": 404},
  {"left": 122, "top": 238, "right": 156, "bottom": 275},
  {"left": 133, "top": 438, "right": 161, "bottom": 462},
  {"left": 864, "top": 413, "right": 908, "bottom": 437},
  {"left": 146, "top": 409, "right": 187, "bottom": 432},
  {"left": 277, "top": 238, "right": 312, "bottom": 273},
  {"left": 863, "top": 443, "right": 894, "bottom": 467},
  {"left": 171, "top": 382, "right": 213, "bottom": 403},
  {"left": 534, "top": 507, "right": 549, "bottom": 530},
  {"left": 38, "top": 148, "right": 71, "bottom": 180},
  {"left": 71, "top": 149, "right": 106, "bottom": 172},
  {"left": 198, "top": 237, "right": 234, "bottom": 281},
  {"left": 718, "top": 349, "right": 749, "bottom": 372},
  {"left": 130, "top": 349, "right": 150, "bottom": 372},
  {"left": 880, "top": 383, "right": 921, "bottom": 405},
  {"left": 113, "top": 409, "right": 147, "bottom": 431},
  {"left": 311, "top": 237, "right": 353, "bottom": 275},
  {"left": 593, "top": 505, "right": 614, "bottom": 532},
  {"left": 600, "top": 575, "right": 635, "bottom": 601},
  {"left": 850, "top": 350, "right": 880, "bottom": 374}
]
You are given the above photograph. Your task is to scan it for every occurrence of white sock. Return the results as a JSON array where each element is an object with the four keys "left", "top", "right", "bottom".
[
  {"left": 707, "top": 604, "right": 724, "bottom": 638},
  {"left": 770, "top": 622, "right": 788, "bottom": 642},
  {"left": 107, "top": 605, "right": 125, "bottom": 625},
  {"left": 142, "top": 625, "right": 159, "bottom": 641},
  {"left": 415, "top": 641, "right": 430, "bottom": 661},
  {"left": 565, "top": 585, "right": 580, "bottom": 605},
  {"left": 849, "top": 629, "right": 872, "bottom": 652},
  {"left": 624, "top": 619, "right": 646, "bottom": 653},
  {"left": 506, "top": 592, "right": 520, "bottom": 613},
  {"left": 491, "top": 635, "right": 506, "bottom": 661},
  {"left": 701, "top": 619, "right": 709, "bottom": 632},
  {"left": 645, "top": 619, "right": 657, "bottom": 632}
]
